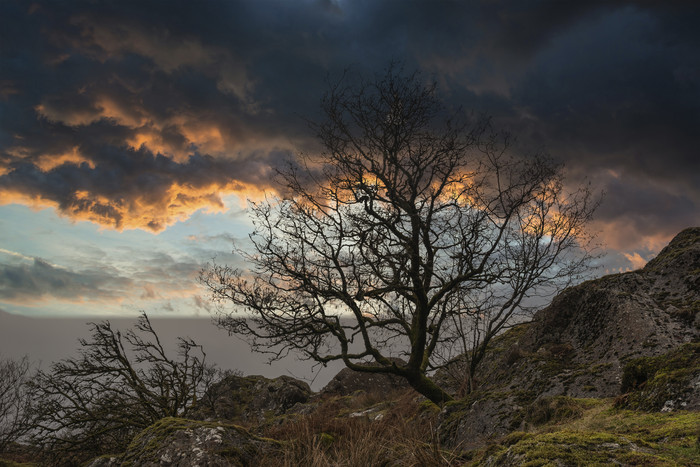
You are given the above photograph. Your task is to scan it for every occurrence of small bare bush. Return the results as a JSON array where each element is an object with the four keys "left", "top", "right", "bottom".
[
  {"left": 0, "top": 355, "right": 32, "bottom": 453},
  {"left": 28, "top": 312, "right": 217, "bottom": 462}
]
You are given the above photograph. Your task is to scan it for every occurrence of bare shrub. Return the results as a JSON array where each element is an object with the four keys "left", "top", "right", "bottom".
[
  {"left": 0, "top": 355, "right": 32, "bottom": 453},
  {"left": 28, "top": 312, "right": 217, "bottom": 462}
]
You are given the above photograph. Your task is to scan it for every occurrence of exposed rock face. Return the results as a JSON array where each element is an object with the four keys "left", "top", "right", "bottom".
[
  {"left": 482, "top": 227, "right": 698, "bottom": 398},
  {"left": 438, "top": 227, "right": 700, "bottom": 448},
  {"left": 320, "top": 359, "right": 412, "bottom": 397},
  {"left": 91, "top": 418, "right": 279, "bottom": 467},
  {"left": 193, "top": 374, "right": 312, "bottom": 424},
  {"left": 438, "top": 394, "right": 522, "bottom": 450},
  {"left": 617, "top": 342, "right": 700, "bottom": 412}
]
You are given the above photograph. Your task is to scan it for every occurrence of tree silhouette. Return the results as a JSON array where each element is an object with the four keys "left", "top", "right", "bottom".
[
  {"left": 0, "top": 355, "right": 32, "bottom": 453},
  {"left": 29, "top": 312, "right": 216, "bottom": 461},
  {"left": 203, "top": 66, "right": 596, "bottom": 405}
]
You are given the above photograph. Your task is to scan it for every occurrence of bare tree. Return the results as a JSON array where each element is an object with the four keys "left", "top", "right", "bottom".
[
  {"left": 0, "top": 355, "right": 32, "bottom": 453},
  {"left": 28, "top": 312, "right": 217, "bottom": 461},
  {"left": 202, "top": 66, "right": 597, "bottom": 405}
]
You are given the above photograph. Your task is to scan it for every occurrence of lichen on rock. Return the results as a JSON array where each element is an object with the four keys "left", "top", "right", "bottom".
[
  {"left": 192, "top": 374, "right": 312, "bottom": 424},
  {"left": 95, "top": 417, "right": 281, "bottom": 467}
]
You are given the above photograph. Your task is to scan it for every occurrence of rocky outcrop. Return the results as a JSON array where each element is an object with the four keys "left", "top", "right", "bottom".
[
  {"left": 193, "top": 374, "right": 312, "bottom": 424},
  {"left": 438, "top": 394, "right": 522, "bottom": 450},
  {"left": 86, "top": 418, "right": 280, "bottom": 467},
  {"left": 320, "top": 359, "right": 412, "bottom": 397},
  {"left": 481, "top": 227, "right": 698, "bottom": 398},
  {"left": 438, "top": 227, "right": 700, "bottom": 448}
]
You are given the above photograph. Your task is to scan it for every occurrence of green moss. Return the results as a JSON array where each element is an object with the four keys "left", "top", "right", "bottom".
[
  {"left": 0, "top": 459, "right": 36, "bottom": 467},
  {"left": 418, "top": 399, "right": 440, "bottom": 414},
  {"left": 120, "top": 417, "right": 188, "bottom": 465},
  {"left": 120, "top": 417, "right": 281, "bottom": 466},
  {"left": 477, "top": 429, "right": 689, "bottom": 466},
  {"left": 468, "top": 399, "right": 700, "bottom": 467},
  {"left": 619, "top": 342, "right": 700, "bottom": 411},
  {"left": 523, "top": 397, "right": 601, "bottom": 427},
  {"left": 317, "top": 432, "right": 335, "bottom": 447},
  {"left": 500, "top": 431, "right": 532, "bottom": 446},
  {"left": 489, "top": 323, "right": 531, "bottom": 352}
]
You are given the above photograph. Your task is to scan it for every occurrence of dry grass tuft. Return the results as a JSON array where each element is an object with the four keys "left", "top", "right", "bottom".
[{"left": 255, "top": 389, "right": 463, "bottom": 466}]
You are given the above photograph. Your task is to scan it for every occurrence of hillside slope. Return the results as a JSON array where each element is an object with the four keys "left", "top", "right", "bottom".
[{"left": 438, "top": 227, "right": 700, "bottom": 450}]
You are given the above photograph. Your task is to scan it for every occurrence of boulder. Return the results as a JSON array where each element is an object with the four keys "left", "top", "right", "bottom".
[
  {"left": 438, "top": 394, "right": 522, "bottom": 449},
  {"left": 320, "top": 359, "right": 412, "bottom": 397},
  {"left": 86, "top": 417, "right": 280, "bottom": 467},
  {"left": 616, "top": 342, "right": 700, "bottom": 412},
  {"left": 193, "top": 374, "right": 312, "bottom": 423}
]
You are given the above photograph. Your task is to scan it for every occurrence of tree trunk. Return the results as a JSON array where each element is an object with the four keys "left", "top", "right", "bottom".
[{"left": 406, "top": 372, "right": 453, "bottom": 406}]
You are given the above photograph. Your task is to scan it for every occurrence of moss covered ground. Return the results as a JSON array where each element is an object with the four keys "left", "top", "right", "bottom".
[
  {"left": 468, "top": 400, "right": 700, "bottom": 466},
  {"left": 618, "top": 341, "right": 699, "bottom": 411}
]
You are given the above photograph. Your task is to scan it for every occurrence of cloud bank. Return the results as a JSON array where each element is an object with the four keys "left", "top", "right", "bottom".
[{"left": 1, "top": 0, "right": 698, "bottom": 257}]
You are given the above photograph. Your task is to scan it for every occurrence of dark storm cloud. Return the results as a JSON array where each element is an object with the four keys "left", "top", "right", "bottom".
[
  {"left": 0, "top": 256, "right": 133, "bottom": 303},
  {"left": 0, "top": 0, "right": 698, "bottom": 251},
  {"left": 0, "top": 245, "right": 211, "bottom": 307},
  {"left": 0, "top": 145, "right": 284, "bottom": 230}
]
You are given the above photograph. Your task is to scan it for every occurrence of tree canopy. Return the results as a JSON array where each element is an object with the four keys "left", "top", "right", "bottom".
[{"left": 203, "top": 66, "right": 597, "bottom": 405}]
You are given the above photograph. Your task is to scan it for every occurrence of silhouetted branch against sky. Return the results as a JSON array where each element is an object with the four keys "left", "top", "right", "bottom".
[{"left": 202, "top": 67, "right": 598, "bottom": 405}]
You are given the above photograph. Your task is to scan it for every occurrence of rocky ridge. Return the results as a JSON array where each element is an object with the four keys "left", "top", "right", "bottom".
[{"left": 437, "top": 227, "right": 700, "bottom": 449}]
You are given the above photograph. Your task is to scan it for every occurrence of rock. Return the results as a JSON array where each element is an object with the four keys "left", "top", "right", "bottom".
[
  {"left": 320, "top": 359, "right": 412, "bottom": 397},
  {"left": 98, "top": 417, "right": 280, "bottom": 467},
  {"left": 616, "top": 342, "right": 700, "bottom": 412},
  {"left": 437, "top": 227, "right": 700, "bottom": 448},
  {"left": 193, "top": 374, "right": 312, "bottom": 424},
  {"left": 85, "top": 455, "right": 121, "bottom": 467},
  {"left": 438, "top": 394, "right": 522, "bottom": 449},
  {"left": 471, "top": 228, "right": 697, "bottom": 399},
  {"left": 478, "top": 431, "right": 659, "bottom": 466}
]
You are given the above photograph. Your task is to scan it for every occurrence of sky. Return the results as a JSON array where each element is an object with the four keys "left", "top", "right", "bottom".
[{"left": 1, "top": 0, "right": 699, "bottom": 321}]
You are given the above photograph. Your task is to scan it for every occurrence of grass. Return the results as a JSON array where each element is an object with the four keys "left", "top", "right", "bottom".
[
  {"left": 255, "top": 389, "right": 463, "bottom": 466},
  {"left": 468, "top": 400, "right": 700, "bottom": 466},
  {"left": 6, "top": 389, "right": 697, "bottom": 466},
  {"left": 247, "top": 388, "right": 700, "bottom": 466}
]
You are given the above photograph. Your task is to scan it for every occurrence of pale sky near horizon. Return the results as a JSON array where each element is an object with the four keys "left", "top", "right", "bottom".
[{"left": 1, "top": 0, "right": 699, "bottom": 321}]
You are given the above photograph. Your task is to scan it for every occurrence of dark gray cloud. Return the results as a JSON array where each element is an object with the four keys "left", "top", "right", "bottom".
[
  {"left": 0, "top": 0, "right": 698, "bottom": 251},
  {"left": 0, "top": 244, "right": 215, "bottom": 310},
  {"left": 0, "top": 257, "right": 133, "bottom": 303}
]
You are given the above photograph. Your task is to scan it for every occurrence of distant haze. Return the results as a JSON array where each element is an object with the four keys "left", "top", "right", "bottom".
[{"left": 0, "top": 310, "right": 346, "bottom": 391}]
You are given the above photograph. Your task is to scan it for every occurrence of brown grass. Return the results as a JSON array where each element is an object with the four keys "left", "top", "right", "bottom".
[{"left": 254, "top": 389, "right": 465, "bottom": 466}]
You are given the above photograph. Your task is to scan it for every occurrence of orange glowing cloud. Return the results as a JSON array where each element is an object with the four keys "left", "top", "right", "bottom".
[
  {"left": 0, "top": 178, "right": 269, "bottom": 233},
  {"left": 36, "top": 94, "right": 147, "bottom": 128},
  {"left": 590, "top": 218, "right": 674, "bottom": 254},
  {"left": 3, "top": 145, "right": 94, "bottom": 173},
  {"left": 65, "top": 181, "right": 263, "bottom": 232},
  {"left": 622, "top": 251, "right": 648, "bottom": 270},
  {"left": 95, "top": 96, "right": 148, "bottom": 128},
  {"left": 126, "top": 129, "right": 191, "bottom": 161},
  {"left": 35, "top": 146, "right": 95, "bottom": 171}
]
